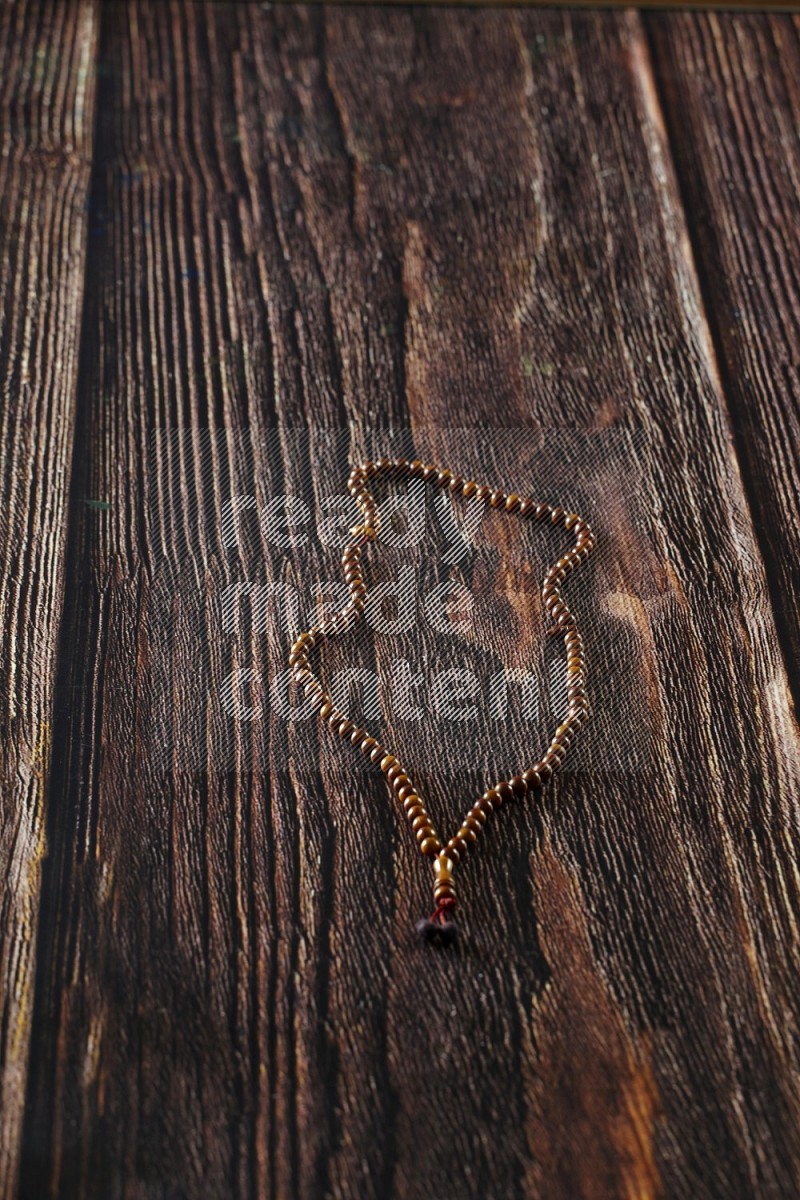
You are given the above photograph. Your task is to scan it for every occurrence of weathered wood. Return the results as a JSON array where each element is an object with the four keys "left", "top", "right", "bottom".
[
  {"left": 285, "top": 0, "right": 800, "bottom": 9},
  {"left": 0, "top": 3, "right": 98, "bottom": 1197},
  {"left": 646, "top": 10, "right": 800, "bottom": 709},
  {"left": 17, "top": 6, "right": 800, "bottom": 1199}
]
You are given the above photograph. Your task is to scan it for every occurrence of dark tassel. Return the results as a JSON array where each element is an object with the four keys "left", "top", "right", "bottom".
[{"left": 416, "top": 898, "right": 458, "bottom": 947}]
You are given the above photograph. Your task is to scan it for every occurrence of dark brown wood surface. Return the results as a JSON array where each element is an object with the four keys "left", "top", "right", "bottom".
[
  {"left": 1, "top": 5, "right": 798, "bottom": 1199},
  {"left": 647, "top": 10, "right": 800, "bottom": 720},
  {"left": 0, "top": 4, "right": 98, "bottom": 1197}
]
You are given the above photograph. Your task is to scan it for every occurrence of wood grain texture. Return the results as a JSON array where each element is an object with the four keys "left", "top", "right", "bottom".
[
  {"left": 646, "top": 11, "right": 800, "bottom": 709},
  {"left": 14, "top": 5, "right": 800, "bottom": 1200},
  {"left": 287, "top": 0, "right": 800, "bottom": 9},
  {"left": 0, "top": 3, "right": 97, "bottom": 1197}
]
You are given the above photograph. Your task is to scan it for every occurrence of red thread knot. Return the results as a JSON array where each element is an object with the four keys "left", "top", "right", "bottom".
[{"left": 429, "top": 897, "right": 457, "bottom": 925}]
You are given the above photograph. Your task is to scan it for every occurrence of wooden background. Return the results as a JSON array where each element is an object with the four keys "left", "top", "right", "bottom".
[{"left": 2, "top": 3, "right": 800, "bottom": 1198}]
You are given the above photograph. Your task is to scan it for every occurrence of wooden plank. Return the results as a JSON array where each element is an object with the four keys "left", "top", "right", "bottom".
[
  {"left": 0, "top": 3, "right": 98, "bottom": 1197},
  {"left": 646, "top": 11, "right": 800, "bottom": 706},
  {"left": 283, "top": 1, "right": 800, "bottom": 10},
  {"left": 20, "top": 5, "right": 800, "bottom": 1198}
]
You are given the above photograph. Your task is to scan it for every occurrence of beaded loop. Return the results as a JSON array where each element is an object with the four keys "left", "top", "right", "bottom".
[{"left": 289, "top": 457, "right": 595, "bottom": 941}]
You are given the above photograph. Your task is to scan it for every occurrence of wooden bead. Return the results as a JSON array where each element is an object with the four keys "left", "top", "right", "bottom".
[
  {"left": 433, "top": 886, "right": 456, "bottom": 906},
  {"left": 434, "top": 855, "right": 454, "bottom": 880},
  {"left": 420, "top": 836, "right": 440, "bottom": 856},
  {"left": 446, "top": 836, "right": 469, "bottom": 858}
]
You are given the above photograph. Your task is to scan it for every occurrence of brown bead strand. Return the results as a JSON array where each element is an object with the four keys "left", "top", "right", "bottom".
[{"left": 289, "top": 457, "right": 595, "bottom": 946}]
